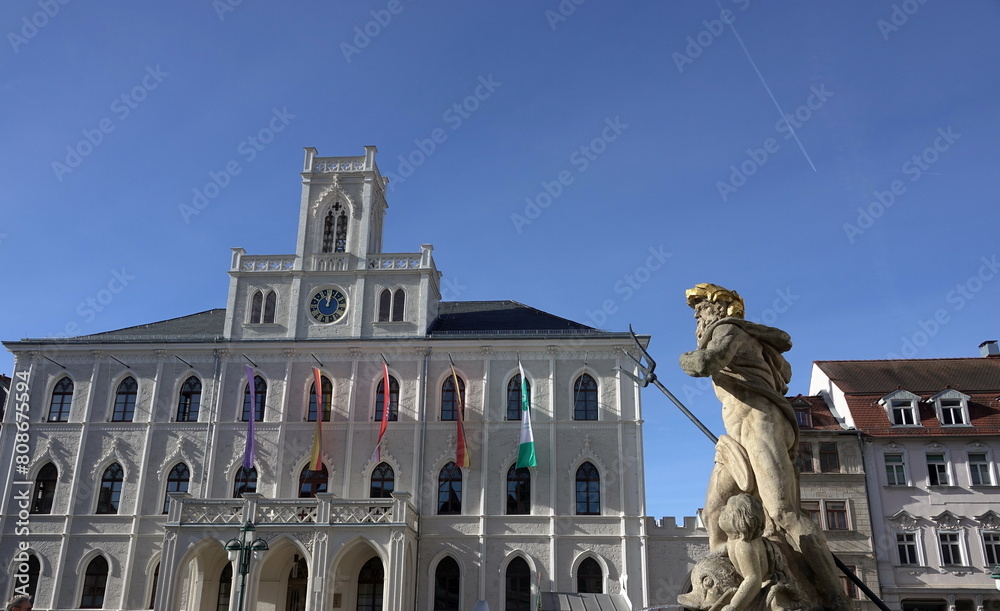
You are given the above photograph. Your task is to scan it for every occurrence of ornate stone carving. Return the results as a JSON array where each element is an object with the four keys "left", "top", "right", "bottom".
[
  {"left": 888, "top": 510, "right": 920, "bottom": 530},
  {"left": 932, "top": 510, "right": 962, "bottom": 530},
  {"left": 976, "top": 510, "right": 1000, "bottom": 530}
]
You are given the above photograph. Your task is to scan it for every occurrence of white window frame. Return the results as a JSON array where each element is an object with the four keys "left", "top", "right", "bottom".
[
  {"left": 883, "top": 452, "right": 909, "bottom": 486},
  {"left": 936, "top": 530, "right": 966, "bottom": 567},
  {"left": 983, "top": 531, "right": 1000, "bottom": 566},
  {"left": 926, "top": 389, "right": 972, "bottom": 427},
  {"left": 967, "top": 451, "right": 995, "bottom": 487},
  {"left": 895, "top": 531, "right": 922, "bottom": 566},
  {"left": 925, "top": 451, "right": 952, "bottom": 487},
  {"left": 879, "top": 389, "right": 921, "bottom": 427},
  {"left": 800, "top": 499, "right": 850, "bottom": 530}
]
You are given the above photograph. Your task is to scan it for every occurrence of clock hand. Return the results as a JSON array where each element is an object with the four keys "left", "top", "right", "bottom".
[{"left": 325, "top": 293, "right": 332, "bottom": 307}]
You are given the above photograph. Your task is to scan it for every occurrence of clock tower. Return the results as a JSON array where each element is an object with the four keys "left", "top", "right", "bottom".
[{"left": 222, "top": 146, "right": 442, "bottom": 340}]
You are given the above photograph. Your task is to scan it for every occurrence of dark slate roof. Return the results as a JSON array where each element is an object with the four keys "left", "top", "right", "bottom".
[
  {"left": 74, "top": 309, "right": 227, "bottom": 341},
  {"left": 814, "top": 358, "right": 1000, "bottom": 394},
  {"left": 428, "top": 301, "right": 599, "bottom": 335}
]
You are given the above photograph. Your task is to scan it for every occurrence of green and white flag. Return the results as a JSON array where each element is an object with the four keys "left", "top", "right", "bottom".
[{"left": 516, "top": 359, "right": 537, "bottom": 468}]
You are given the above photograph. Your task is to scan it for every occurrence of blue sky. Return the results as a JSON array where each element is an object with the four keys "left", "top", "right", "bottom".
[{"left": 2, "top": 1, "right": 998, "bottom": 521}]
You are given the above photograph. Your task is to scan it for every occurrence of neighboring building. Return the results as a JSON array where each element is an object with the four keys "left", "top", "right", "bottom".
[
  {"left": 0, "top": 147, "right": 695, "bottom": 611},
  {"left": 0, "top": 374, "right": 9, "bottom": 421},
  {"left": 790, "top": 394, "right": 882, "bottom": 610},
  {"left": 810, "top": 345, "right": 1000, "bottom": 611}
]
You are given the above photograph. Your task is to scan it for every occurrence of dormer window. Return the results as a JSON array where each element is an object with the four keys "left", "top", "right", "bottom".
[
  {"left": 927, "top": 389, "right": 971, "bottom": 427},
  {"left": 791, "top": 396, "right": 812, "bottom": 428},
  {"left": 879, "top": 390, "right": 921, "bottom": 427}
]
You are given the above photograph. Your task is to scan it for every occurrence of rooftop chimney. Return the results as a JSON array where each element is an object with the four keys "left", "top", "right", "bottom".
[{"left": 979, "top": 340, "right": 999, "bottom": 358}]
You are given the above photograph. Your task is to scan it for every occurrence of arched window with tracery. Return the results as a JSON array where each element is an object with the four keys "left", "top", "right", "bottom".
[
  {"left": 299, "top": 463, "right": 329, "bottom": 498},
  {"left": 112, "top": 376, "right": 138, "bottom": 422},
  {"left": 242, "top": 375, "right": 267, "bottom": 422},
  {"left": 32, "top": 462, "right": 57, "bottom": 514},
  {"left": 250, "top": 290, "right": 263, "bottom": 323},
  {"left": 370, "top": 462, "right": 394, "bottom": 498},
  {"left": 217, "top": 564, "right": 233, "bottom": 611},
  {"left": 434, "top": 557, "right": 461, "bottom": 611},
  {"left": 576, "top": 462, "right": 601, "bottom": 515},
  {"left": 81, "top": 556, "right": 109, "bottom": 608},
  {"left": 507, "top": 374, "right": 530, "bottom": 421},
  {"left": 25, "top": 554, "right": 40, "bottom": 601},
  {"left": 374, "top": 376, "right": 399, "bottom": 421},
  {"left": 97, "top": 463, "right": 124, "bottom": 514},
  {"left": 177, "top": 376, "right": 201, "bottom": 422},
  {"left": 48, "top": 377, "right": 73, "bottom": 422},
  {"left": 377, "top": 288, "right": 406, "bottom": 322},
  {"left": 263, "top": 291, "right": 276, "bottom": 323},
  {"left": 505, "top": 558, "right": 531, "bottom": 611},
  {"left": 577, "top": 557, "right": 603, "bottom": 593},
  {"left": 438, "top": 462, "right": 462, "bottom": 515},
  {"left": 164, "top": 463, "right": 190, "bottom": 514},
  {"left": 233, "top": 466, "right": 258, "bottom": 497},
  {"left": 308, "top": 376, "right": 333, "bottom": 422},
  {"left": 573, "top": 374, "right": 598, "bottom": 421},
  {"left": 322, "top": 203, "right": 348, "bottom": 254},
  {"left": 441, "top": 376, "right": 465, "bottom": 421},
  {"left": 357, "top": 557, "right": 384, "bottom": 611},
  {"left": 506, "top": 464, "right": 530, "bottom": 515}
]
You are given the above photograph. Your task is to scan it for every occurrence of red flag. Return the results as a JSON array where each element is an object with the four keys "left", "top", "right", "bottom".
[
  {"left": 309, "top": 368, "right": 324, "bottom": 470},
  {"left": 372, "top": 362, "right": 390, "bottom": 462},
  {"left": 450, "top": 364, "right": 470, "bottom": 467}
]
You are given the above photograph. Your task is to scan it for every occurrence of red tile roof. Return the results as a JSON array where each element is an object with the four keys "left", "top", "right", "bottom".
[{"left": 814, "top": 358, "right": 1000, "bottom": 437}]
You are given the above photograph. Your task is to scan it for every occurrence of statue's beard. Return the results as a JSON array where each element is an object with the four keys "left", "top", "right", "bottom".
[{"left": 695, "top": 312, "right": 722, "bottom": 342}]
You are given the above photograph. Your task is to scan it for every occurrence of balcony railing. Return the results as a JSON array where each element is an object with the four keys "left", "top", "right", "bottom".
[{"left": 170, "top": 493, "right": 417, "bottom": 530}]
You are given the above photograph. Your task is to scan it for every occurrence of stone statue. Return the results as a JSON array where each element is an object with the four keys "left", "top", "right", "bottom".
[{"left": 677, "top": 284, "right": 849, "bottom": 611}]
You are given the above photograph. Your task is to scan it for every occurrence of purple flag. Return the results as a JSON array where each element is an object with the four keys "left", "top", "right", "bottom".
[{"left": 243, "top": 365, "right": 256, "bottom": 469}]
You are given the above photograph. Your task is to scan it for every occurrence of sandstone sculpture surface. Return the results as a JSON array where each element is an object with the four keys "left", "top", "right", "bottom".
[{"left": 677, "top": 284, "right": 849, "bottom": 611}]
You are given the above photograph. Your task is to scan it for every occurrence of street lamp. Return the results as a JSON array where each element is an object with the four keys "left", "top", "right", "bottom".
[
  {"left": 990, "top": 565, "right": 1000, "bottom": 591},
  {"left": 225, "top": 521, "right": 269, "bottom": 611}
]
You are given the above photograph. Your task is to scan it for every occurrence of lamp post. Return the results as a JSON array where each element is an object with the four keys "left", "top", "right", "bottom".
[
  {"left": 990, "top": 565, "right": 1000, "bottom": 591},
  {"left": 225, "top": 521, "right": 269, "bottom": 611}
]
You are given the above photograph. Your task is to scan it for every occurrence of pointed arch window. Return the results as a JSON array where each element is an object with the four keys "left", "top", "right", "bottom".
[
  {"left": 577, "top": 557, "right": 603, "bottom": 593},
  {"left": 374, "top": 376, "right": 399, "bottom": 421},
  {"left": 322, "top": 204, "right": 348, "bottom": 254},
  {"left": 507, "top": 374, "right": 530, "bottom": 421},
  {"left": 263, "top": 291, "right": 276, "bottom": 323},
  {"left": 506, "top": 464, "right": 531, "bottom": 515},
  {"left": 233, "top": 466, "right": 258, "bottom": 497},
  {"left": 112, "top": 376, "right": 138, "bottom": 422},
  {"left": 438, "top": 462, "right": 462, "bottom": 515},
  {"left": 573, "top": 374, "right": 598, "bottom": 421},
  {"left": 97, "top": 463, "right": 124, "bottom": 514},
  {"left": 149, "top": 563, "right": 159, "bottom": 609},
  {"left": 242, "top": 375, "right": 266, "bottom": 422},
  {"left": 25, "top": 554, "right": 40, "bottom": 601},
  {"left": 370, "top": 462, "right": 394, "bottom": 498},
  {"left": 434, "top": 557, "right": 461, "bottom": 611},
  {"left": 576, "top": 462, "right": 601, "bottom": 515},
  {"left": 32, "top": 462, "right": 58, "bottom": 514},
  {"left": 250, "top": 290, "right": 263, "bottom": 323},
  {"left": 299, "top": 463, "right": 329, "bottom": 498},
  {"left": 81, "top": 556, "right": 109, "bottom": 608},
  {"left": 357, "top": 557, "right": 384, "bottom": 611},
  {"left": 48, "top": 377, "right": 73, "bottom": 421},
  {"left": 248, "top": 290, "right": 277, "bottom": 324},
  {"left": 308, "top": 376, "right": 333, "bottom": 422},
  {"left": 177, "top": 376, "right": 201, "bottom": 422},
  {"left": 441, "top": 376, "right": 465, "bottom": 421},
  {"left": 505, "top": 558, "right": 531, "bottom": 611},
  {"left": 164, "top": 463, "right": 190, "bottom": 514},
  {"left": 377, "top": 288, "right": 406, "bottom": 322},
  {"left": 217, "top": 564, "right": 233, "bottom": 611}
]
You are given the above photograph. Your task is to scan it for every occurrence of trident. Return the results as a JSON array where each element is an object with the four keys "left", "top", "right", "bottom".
[{"left": 620, "top": 325, "right": 892, "bottom": 611}]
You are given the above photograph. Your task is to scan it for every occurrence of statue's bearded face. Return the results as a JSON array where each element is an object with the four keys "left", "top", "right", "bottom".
[{"left": 693, "top": 299, "right": 728, "bottom": 341}]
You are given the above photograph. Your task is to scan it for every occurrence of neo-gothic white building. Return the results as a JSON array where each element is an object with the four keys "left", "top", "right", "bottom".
[{"left": 0, "top": 147, "right": 702, "bottom": 611}]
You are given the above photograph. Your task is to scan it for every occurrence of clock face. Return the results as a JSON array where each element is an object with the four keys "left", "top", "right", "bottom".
[{"left": 308, "top": 287, "right": 348, "bottom": 324}]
